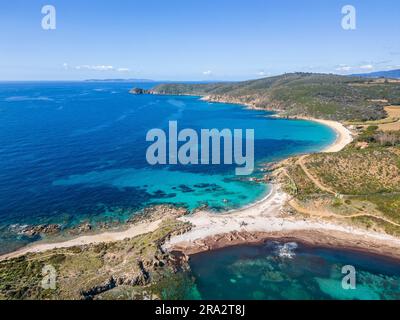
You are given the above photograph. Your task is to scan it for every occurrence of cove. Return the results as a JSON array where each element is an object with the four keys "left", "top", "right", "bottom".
[
  {"left": 183, "top": 242, "right": 400, "bottom": 300},
  {"left": 0, "top": 81, "right": 336, "bottom": 254}
]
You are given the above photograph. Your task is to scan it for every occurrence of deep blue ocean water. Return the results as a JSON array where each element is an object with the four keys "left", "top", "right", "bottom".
[
  {"left": 184, "top": 242, "right": 400, "bottom": 300},
  {"left": 0, "top": 82, "right": 336, "bottom": 253}
]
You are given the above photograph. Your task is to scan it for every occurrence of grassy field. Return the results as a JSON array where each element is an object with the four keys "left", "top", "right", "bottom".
[{"left": 347, "top": 105, "right": 400, "bottom": 131}]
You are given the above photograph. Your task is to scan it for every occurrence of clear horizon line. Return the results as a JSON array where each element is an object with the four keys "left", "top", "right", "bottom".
[{"left": 1, "top": 69, "right": 398, "bottom": 83}]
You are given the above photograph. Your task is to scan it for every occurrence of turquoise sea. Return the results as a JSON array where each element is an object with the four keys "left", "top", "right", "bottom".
[
  {"left": 1, "top": 82, "right": 399, "bottom": 300},
  {"left": 179, "top": 242, "right": 400, "bottom": 300},
  {"left": 0, "top": 81, "right": 336, "bottom": 254}
]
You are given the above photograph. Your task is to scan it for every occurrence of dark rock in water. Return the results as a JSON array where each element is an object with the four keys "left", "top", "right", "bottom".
[
  {"left": 178, "top": 185, "right": 194, "bottom": 193},
  {"left": 127, "top": 204, "right": 188, "bottom": 225},
  {"left": 193, "top": 183, "right": 211, "bottom": 188},
  {"left": 205, "top": 184, "right": 223, "bottom": 192},
  {"left": 68, "top": 222, "right": 92, "bottom": 236},
  {"left": 16, "top": 224, "right": 61, "bottom": 237},
  {"left": 129, "top": 88, "right": 151, "bottom": 95},
  {"left": 152, "top": 190, "right": 177, "bottom": 199}
]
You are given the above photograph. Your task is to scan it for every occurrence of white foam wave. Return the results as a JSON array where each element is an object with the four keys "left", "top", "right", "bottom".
[{"left": 272, "top": 242, "right": 298, "bottom": 259}]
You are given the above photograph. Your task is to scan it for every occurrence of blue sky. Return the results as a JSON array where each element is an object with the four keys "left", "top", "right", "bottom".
[{"left": 0, "top": 0, "right": 399, "bottom": 80}]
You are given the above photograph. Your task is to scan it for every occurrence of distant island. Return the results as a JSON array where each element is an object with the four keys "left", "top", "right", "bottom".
[{"left": 85, "top": 78, "right": 155, "bottom": 83}]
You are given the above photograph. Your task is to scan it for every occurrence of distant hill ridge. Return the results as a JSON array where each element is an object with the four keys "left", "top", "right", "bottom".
[
  {"left": 146, "top": 73, "right": 400, "bottom": 121},
  {"left": 352, "top": 69, "right": 400, "bottom": 79}
]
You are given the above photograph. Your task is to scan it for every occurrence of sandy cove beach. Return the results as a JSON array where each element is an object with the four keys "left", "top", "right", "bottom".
[
  {"left": 164, "top": 185, "right": 400, "bottom": 259},
  {"left": 164, "top": 119, "right": 400, "bottom": 258},
  {"left": 308, "top": 118, "right": 353, "bottom": 153},
  {"left": 201, "top": 95, "right": 354, "bottom": 153},
  {"left": 3, "top": 118, "right": 399, "bottom": 261}
]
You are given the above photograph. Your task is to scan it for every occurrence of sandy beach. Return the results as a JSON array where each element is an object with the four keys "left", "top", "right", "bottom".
[
  {"left": 164, "top": 119, "right": 400, "bottom": 257},
  {"left": 202, "top": 95, "right": 354, "bottom": 153},
  {"left": 0, "top": 218, "right": 164, "bottom": 261},
  {"left": 164, "top": 185, "right": 400, "bottom": 259},
  {"left": 314, "top": 119, "right": 353, "bottom": 152},
  {"left": 2, "top": 117, "right": 395, "bottom": 262},
  {"left": 301, "top": 118, "right": 354, "bottom": 153}
]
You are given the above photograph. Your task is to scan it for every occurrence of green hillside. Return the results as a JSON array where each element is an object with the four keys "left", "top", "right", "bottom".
[{"left": 151, "top": 73, "right": 400, "bottom": 121}]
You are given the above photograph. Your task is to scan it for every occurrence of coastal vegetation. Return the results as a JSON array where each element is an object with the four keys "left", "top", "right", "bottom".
[
  {"left": 304, "top": 147, "right": 400, "bottom": 195},
  {"left": 346, "top": 106, "right": 400, "bottom": 132},
  {"left": 2, "top": 73, "right": 400, "bottom": 300},
  {"left": 0, "top": 206, "right": 193, "bottom": 300},
  {"left": 149, "top": 73, "right": 400, "bottom": 121},
  {"left": 279, "top": 126, "right": 400, "bottom": 236}
]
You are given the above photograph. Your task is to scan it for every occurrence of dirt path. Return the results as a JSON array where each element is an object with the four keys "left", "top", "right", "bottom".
[
  {"left": 297, "top": 155, "right": 337, "bottom": 195},
  {"left": 289, "top": 199, "right": 400, "bottom": 227},
  {"left": 290, "top": 155, "right": 400, "bottom": 228}
]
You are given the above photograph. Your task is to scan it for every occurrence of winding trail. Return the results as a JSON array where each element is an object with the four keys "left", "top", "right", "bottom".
[
  {"left": 289, "top": 156, "right": 400, "bottom": 228},
  {"left": 289, "top": 199, "right": 400, "bottom": 227},
  {"left": 297, "top": 155, "right": 337, "bottom": 195},
  {"left": 281, "top": 122, "right": 400, "bottom": 228}
]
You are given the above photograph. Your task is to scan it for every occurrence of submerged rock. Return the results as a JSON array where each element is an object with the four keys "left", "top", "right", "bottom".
[
  {"left": 127, "top": 204, "right": 188, "bottom": 224},
  {"left": 68, "top": 222, "right": 92, "bottom": 236},
  {"left": 14, "top": 224, "right": 61, "bottom": 237}
]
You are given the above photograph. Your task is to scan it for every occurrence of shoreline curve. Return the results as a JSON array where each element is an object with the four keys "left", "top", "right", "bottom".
[{"left": 0, "top": 110, "right": 366, "bottom": 261}]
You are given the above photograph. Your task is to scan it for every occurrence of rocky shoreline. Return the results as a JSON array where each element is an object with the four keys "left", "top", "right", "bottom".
[
  {"left": 9, "top": 223, "right": 62, "bottom": 237},
  {"left": 1, "top": 87, "right": 398, "bottom": 300},
  {"left": 0, "top": 205, "right": 189, "bottom": 261},
  {"left": 171, "top": 229, "right": 400, "bottom": 262},
  {"left": 0, "top": 205, "right": 194, "bottom": 300},
  {"left": 165, "top": 181, "right": 400, "bottom": 261},
  {"left": 130, "top": 87, "right": 280, "bottom": 113}
]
